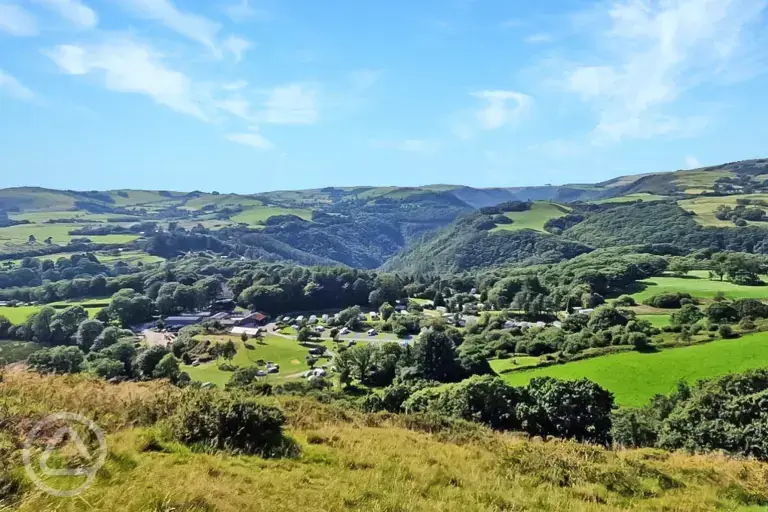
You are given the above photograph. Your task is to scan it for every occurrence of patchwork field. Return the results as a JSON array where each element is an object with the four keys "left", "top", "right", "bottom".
[
  {"left": 502, "top": 331, "right": 768, "bottom": 406},
  {"left": 679, "top": 194, "right": 768, "bottom": 227},
  {"left": 0, "top": 223, "right": 139, "bottom": 251},
  {"left": 637, "top": 314, "right": 671, "bottom": 328},
  {"left": 488, "top": 356, "right": 540, "bottom": 373},
  {"left": 592, "top": 193, "right": 667, "bottom": 204},
  {"left": 492, "top": 202, "right": 570, "bottom": 233},
  {"left": 673, "top": 170, "right": 733, "bottom": 194},
  {"left": 182, "top": 335, "right": 334, "bottom": 387},
  {"left": 230, "top": 205, "right": 313, "bottom": 225},
  {"left": 627, "top": 270, "right": 768, "bottom": 302},
  {"left": 0, "top": 303, "right": 104, "bottom": 324}
]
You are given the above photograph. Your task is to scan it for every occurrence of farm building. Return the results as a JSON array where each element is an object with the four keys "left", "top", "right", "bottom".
[{"left": 231, "top": 326, "right": 262, "bottom": 337}]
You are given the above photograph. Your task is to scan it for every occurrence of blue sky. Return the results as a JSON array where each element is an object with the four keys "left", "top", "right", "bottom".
[{"left": 1, "top": 0, "right": 767, "bottom": 193}]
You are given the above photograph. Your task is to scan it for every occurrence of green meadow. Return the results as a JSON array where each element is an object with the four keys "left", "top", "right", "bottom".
[
  {"left": 501, "top": 331, "right": 768, "bottom": 407},
  {"left": 628, "top": 270, "right": 768, "bottom": 302},
  {"left": 230, "top": 205, "right": 313, "bottom": 226},
  {"left": 182, "top": 335, "right": 334, "bottom": 387},
  {"left": 492, "top": 202, "right": 570, "bottom": 233}
]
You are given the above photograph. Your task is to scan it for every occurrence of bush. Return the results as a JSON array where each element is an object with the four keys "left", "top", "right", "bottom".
[
  {"left": 27, "top": 346, "right": 84, "bottom": 374},
  {"left": 718, "top": 324, "right": 736, "bottom": 339},
  {"left": 169, "top": 389, "right": 297, "bottom": 457},
  {"left": 614, "top": 295, "right": 636, "bottom": 307},
  {"left": 643, "top": 292, "right": 695, "bottom": 309}
]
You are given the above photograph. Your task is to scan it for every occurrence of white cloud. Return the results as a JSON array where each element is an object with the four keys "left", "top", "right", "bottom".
[
  {"left": 224, "top": 0, "right": 268, "bottom": 22},
  {"left": 117, "top": 0, "right": 221, "bottom": 52},
  {"left": 524, "top": 33, "right": 553, "bottom": 44},
  {"left": 225, "top": 131, "right": 273, "bottom": 149},
  {"left": 685, "top": 154, "right": 702, "bottom": 169},
  {"left": 260, "top": 84, "right": 318, "bottom": 125},
  {"left": 222, "top": 80, "right": 248, "bottom": 91},
  {"left": 471, "top": 90, "right": 532, "bottom": 130},
  {"left": 564, "top": 0, "right": 766, "bottom": 143},
  {"left": 47, "top": 38, "right": 208, "bottom": 120},
  {"left": 0, "top": 4, "right": 37, "bottom": 36},
  {"left": 32, "top": 0, "right": 98, "bottom": 28},
  {"left": 0, "top": 69, "right": 36, "bottom": 101},
  {"left": 223, "top": 35, "right": 251, "bottom": 62},
  {"left": 216, "top": 97, "right": 252, "bottom": 119}
]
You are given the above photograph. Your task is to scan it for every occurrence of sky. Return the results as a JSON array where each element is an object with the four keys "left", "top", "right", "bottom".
[{"left": 1, "top": 0, "right": 768, "bottom": 193}]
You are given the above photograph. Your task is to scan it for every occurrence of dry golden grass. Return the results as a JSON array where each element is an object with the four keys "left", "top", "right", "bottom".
[{"left": 5, "top": 373, "right": 768, "bottom": 511}]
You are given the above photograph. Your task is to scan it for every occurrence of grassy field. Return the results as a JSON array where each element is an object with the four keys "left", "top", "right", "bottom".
[
  {"left": 0, "top": 340, "right": 42, "bottom": 362},
  {"left": 627, "top": 270, "right": 768, "bottom": 302},
  {"left": 637, "top": 314, "right": 671, "bottom": 328},
  {"left": 181, "top": 194, "right": 266, "bottom": 211},
  {"left": 0, "top": 223, "right": 139, "bottom": 249},
  {"left": 8, "top": 371, "right": 768, "bottom": 511},
  {"left": 488, "top": 356, "right": 540, "bottom": 373},
  {"left": 0, "top": 303, "right": 104, "bottom": 324},
  {"left": 673, "top": 170, "right": 733, "bottom": 194},
  {"left": 592, "top": 193, "right": 667, "bottom": 204},
  {"left": 491, "top": 202, "right": 570, "bottom": 233},
  {"left": 679, "top": 194, "right": 768, "bottom": 227},
  {"left": 502, "top": 331, "right": 768, "bottom": 406},
  {"left": 182, "top": 335, "right": 333, "bottom": 387},
  {"left": 230, "top": 205, "right": 313, "bottom": 225}
]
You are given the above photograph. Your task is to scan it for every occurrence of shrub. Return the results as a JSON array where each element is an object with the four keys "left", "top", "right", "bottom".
[
  {"left": 614, "top": 295, "right": 636, "bottom": 307},
  {"left": 27, "top": 346, "right": 84, "bottom": 374},
  {"left": 644, "top": 292, "right": 695, "bottom": 309},
  {"left": 169, "top": 389, "right": 297, "bottom": 457},
  {"left": 719, "top": 324, "right": 736, "bottom": 339}
]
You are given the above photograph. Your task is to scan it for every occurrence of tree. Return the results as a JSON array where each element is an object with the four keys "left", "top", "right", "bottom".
[
  {"left": 92, "top": 326, "right": 132, "bottom": 351},
  {"left": 668, "top": 257, "right": 692, "bottom": 277},
  {"left": 76, "top": 319, "right": 105, "bottom": 351},
  {"left": 218, "top": 340, "right": 237, "bottom": 362},
  {"left": 671, "top": 304, "right": 703, "bottom": 326},
  {"left": 49, "top": 306, "right": 88, "bottom": 345},
  {"left": 413, "top": 329, "right": 463, "bottom": 382},
  {"left": 296, "top": 327, "right": 319, "bottom": 342},
  {"left": 153, "top": 353, "right": 182, "bottom": 382},
  {"left": 586, "top": 305, "right": 628, "bottom": 331},
  {"left": 379, "top": 302, "right": 395, "bottom": 321},
  {"left": 107, "top": 289, "right": 154, "bottom": 327},
  {"left": 136, "top": 346, "right": 168, "bottom": 378},
  {"left": 0, "top": 315, "right": 10, "bottom": 339},
  {"left": 99, "top": 340, "right": 137, "bottom": 376},
  {"left": 89, "top": 358, "right": 125, "bottom": 379},
  {"left": 519, "top": 377, "right": 614, "bottom": 444},
  {"left": 329, "top": 327, "right": 340, "bottom": 341},
  {"left": 240, "top": 331, "right": 249, "bottom": 343},
  {"left": 27, "top": 346, "right": 84, "bottom": 374},
  {"left": 28, "top": 306, "right": 56, "bottom": 343},
  {"left": 705, "top": 302, "right": 738, "bottom": 323},
  {"left": 433, "top": 291, "right": 445, "bottom": 308},
  {"left": 733, "top": 299, "right": 768, "bottom": 320}
]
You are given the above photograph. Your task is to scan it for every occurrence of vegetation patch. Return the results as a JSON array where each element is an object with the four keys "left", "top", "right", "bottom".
[
  {"left": 502, "top": 331, "right": 768, "bottom": 406},
  {"left": 491, "top": 202, "right": 571, "bottom": 233}
]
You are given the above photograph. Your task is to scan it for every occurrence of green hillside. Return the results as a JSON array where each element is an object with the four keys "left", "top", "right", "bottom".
[
  {"left": 502, "top": 331, "right": 768, "bottom": 406},
  {"left": 491, "top": 202, "right": 570, "bottom": 232}
]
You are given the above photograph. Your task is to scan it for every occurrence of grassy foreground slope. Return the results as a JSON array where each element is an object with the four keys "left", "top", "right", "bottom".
[
  {"left": 502, "top": 331, "right": 768, "bottom": 406},
  {"left": 7, "top": 371, "right": 768, "bottom": 511}
]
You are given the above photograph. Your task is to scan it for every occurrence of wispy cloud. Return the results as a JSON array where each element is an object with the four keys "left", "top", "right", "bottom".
[
  {"left": 116, "top": 0, "right": 221, "bottom": 52},
  {"left": 225, "top": 130, "right": 273, "bottom": 150},
  {"left": 47, "top": 38, "right": 209, "bottom": 120},
  {"left": 562, "top": 0, "right": 767, "bottom": 144},
  {"left": 0, "top": 69, "right": 36, "bottom": 101},
  {"left": 259, "top": 84, "right": 318, "bottom": 125},
  {"left": 32, "top": 0, "right": 98, "bottom": 28},
  {"left": 0, "top": 3, "right": 38, "bottom": 36},
  {"left": 349, "top": 69, "right": 381, "bottom": 91},
  {"left": 222, "top": 80, "right": 248, "bottom": 91},
  {"left": 471, "top": 90, "right": 532, "bottom": 130},
  {"left": 685, "top": 155, "right": 702, "bottom": 169},
  {"left": 224, "top": 0, "right": 268, "bottom": 23},
  {"left": 223, "top": 35, "right": 251, "bottom": 62},
  {"left": 524, "top": 32, "right": 552, "bottom": 44}
]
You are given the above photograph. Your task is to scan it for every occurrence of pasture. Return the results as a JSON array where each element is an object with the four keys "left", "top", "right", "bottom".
[
  {"left": 489, "top": 356, "right": 540, "bottom": 374},
  {"left": 492, "top": 202, "right": 570, "bottom": 233},
  {"left": 0, "top": 223, "right": 139, "bottom": 251},
  {"left": 627, "top": 270, "right": 768, "bottom": 302},
  {"left": 501, "top": 331, "right": 768, "bottom": 406},
  {"left": 637, "top": 314, "right": 671, "bottom": 328},
  {"left": 230, "top": 205, "right": 313, "bottom": 225},
  {"left": 678, "top": 194, "right": 768, "bottom": 227},
  {"left": 182, "top": 335, "right": 334, "bottom": 387},
  {"left": 0, "top": 303, "right": 104, "bottom": 324},
  {"left": 592, "top": 193, "right": 667, "bottom": 204},
  {"left": 673, "top": 170, "right": 733, "bottom": 194}
]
